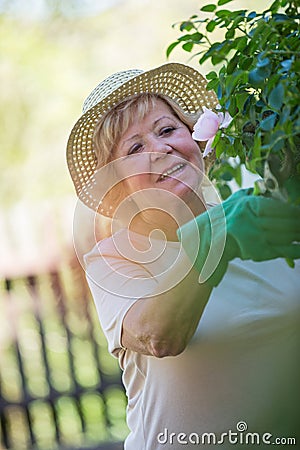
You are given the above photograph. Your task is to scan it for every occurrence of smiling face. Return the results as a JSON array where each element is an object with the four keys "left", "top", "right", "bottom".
[{"left": 112, "top": 99, "right": 205, "bottom": 215}]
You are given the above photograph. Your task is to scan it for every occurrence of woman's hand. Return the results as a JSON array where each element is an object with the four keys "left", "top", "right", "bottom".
[{"left": 178, "top": 189, "right": 300, "bottom": 287}]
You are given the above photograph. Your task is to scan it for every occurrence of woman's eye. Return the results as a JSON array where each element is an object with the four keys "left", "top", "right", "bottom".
[
  {"left": 128, "top": 144, "right": 143, "bottom": 155},
  {"left": 160, "top": 126, "right": 175, "bottom": 136}
]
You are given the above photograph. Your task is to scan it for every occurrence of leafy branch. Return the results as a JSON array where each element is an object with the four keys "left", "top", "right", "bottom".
[{"left": 167, "top": 0, "right": 300, "bottom": 203}]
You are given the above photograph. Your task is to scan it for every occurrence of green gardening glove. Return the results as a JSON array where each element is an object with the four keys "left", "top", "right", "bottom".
[
  {"left": 177, "top": 189, "right": 300, "bottom": 287},
  {"left": 284, "top": 176, "right": 300, "bottom": 205}
]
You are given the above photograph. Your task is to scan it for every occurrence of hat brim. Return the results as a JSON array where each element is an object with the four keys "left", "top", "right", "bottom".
[{"left": 66, "top": 62, "right": 218, "bottom": 212}]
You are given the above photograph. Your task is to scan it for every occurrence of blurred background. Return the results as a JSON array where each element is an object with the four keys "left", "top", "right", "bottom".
[{"left": 0, "top": 0, "right": 269, "bottom": 449}]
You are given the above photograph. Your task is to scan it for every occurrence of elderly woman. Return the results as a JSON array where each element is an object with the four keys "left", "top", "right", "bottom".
[{"left": 67, "top": 63, "right": 300, "bottom": 449}]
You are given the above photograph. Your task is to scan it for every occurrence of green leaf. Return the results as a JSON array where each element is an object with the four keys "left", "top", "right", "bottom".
[
  {"left": 200, "top": 4, "right": 217, "bottom": 12},
  {"left": 215, "top": 139, "right": 227, "bottom": 158},
  {"left": 245, "top": 158, "right": 257, "bottom": 174},
  {"left": 243, "top": 95, "right": 255, "bottom": 115},
  {"left": 257, "top": 65, "right": 271, "bottom": 79},
  {"left": 241, "top": 57, "right": 254, "bottom": 70},
  {"left": 248, "top": 69, "right": 265, "bottom": 88},
  {"left": 182, "top": 42, "right": 194, "bottom": 52},
  {"left": 273, "top": 13, "right": 288, "bottom": 22},
  {"left": 260, "top": 113, "right": 277, "bottom": 131},
  {"left": 225, "top": 28, "right": 235, "bottom": 39},
  {"left": 199, "top": 53, "right": 209, "bottom": 65},
  {"left": 267, "top": 129, "right": 285, "bottom": 152},
  {"left": 252, "top": 133, "right": 262, "bottom": 159},
  {"left": 279, "top": 105, "right": 291, "bottom": 126},
  {"left": 217, "top": 183, "right": 232, "bottom": 200},
  {"left": 178, "top": 32, "right": 203, "bottom": 43},
  {"left": 206, "top": 20, "right": 217, "bottom": 32},
  {"left": 280, "top": 59, "right": 292, "bottom": 72},
  {"left": 236, "top": 36, "right": 248, "bottom": 52},
  {"left": 235, "top": 165, "right": 242, "bottom": 186},
  {"left": 205, "top": 41, "right": 225, "bottom": 55},
  {"left": 257, "top": 57, "right": 270, "bottom": 68},
  {"left": 218, "top": 0, "right": 234, "bottom": 5},
  {"left": 221, "top": 171, "right": 233, "bottom": 181},
  {"left": 225, "top": 70, "right": 248, "bottom": 97},
  {"left": 230, "top": 9, "right": 247, "bottom": 19},
  {"left": 190, "top": 32, "right": 204, "bottom": 42},
  {"left": 232, "top": 14, "right": 246, "bottom": 29},
  {"left": 206, "top": 70, "right": 218, "bottom": 80},
  {"left": 166, "top": 41, "right": 180, "bottom": 58},
  {"left": 215, "top": 9, "right": 231, "bottom": 18},
  {"left": 206, "top": 78, "right": 220, "bottom": 91},
  {"left": 269, "top": 0, "right": 281, "bottom": 13},
  {"left": 228, "top": 97, "right": 237, "bottom": 116},
  {"left": 178, "top": 35, "right": 193, "bottom": 42},
  {"left": 250, "top": 106, "right": 257, "bottom": 126},
  {"left": 285, "top": 258, "right": 295, "bottom": 268},
  {"left": 256, "top": 65, "right": 272, "bottom": 79},
  {"left": 227, "top": 55, "right": 239, "bottom": 75},
  {"left": 247, "top": 11, "right": 257, "bottom": 19},
  {"left": 236, "top": 92, "right": 250, "bottom": 112},
  {"left": 263, "top": 74, "right": 281, "bottom": 95},
  {"left": 179, "top": 21, "right": 195, "bottom": 32},
  {"left": 212, "top": 130, "right": 222, "bottom": 148},
  {"left": 268, "top": 83, "right": 284, "bottom": 110},
  {"left": 212, "top": 54, "right": 225, "bottom": 65}
]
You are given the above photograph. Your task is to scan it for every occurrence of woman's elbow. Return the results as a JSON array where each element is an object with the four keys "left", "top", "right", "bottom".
[{"left": 149, "top": 337, "right": 187, "bottom": 358}]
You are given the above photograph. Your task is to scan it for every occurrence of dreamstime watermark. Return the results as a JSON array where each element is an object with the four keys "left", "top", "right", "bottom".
[{"left": 157, "top": 421, "right": 297, "bottom": 446}]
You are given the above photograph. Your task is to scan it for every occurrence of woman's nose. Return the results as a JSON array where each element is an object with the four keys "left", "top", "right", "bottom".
[{"left": 148, "top": 139, "right": 173, "bottom": 161}]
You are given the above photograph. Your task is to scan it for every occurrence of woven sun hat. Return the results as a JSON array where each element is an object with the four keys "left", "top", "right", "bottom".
[{"left": 66, "top": 62, "right": 218, "bottom": 212}]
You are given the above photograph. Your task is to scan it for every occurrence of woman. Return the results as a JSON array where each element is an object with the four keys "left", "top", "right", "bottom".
[{"left": 67, "top": 63, "right": 300, "bottom": 449}]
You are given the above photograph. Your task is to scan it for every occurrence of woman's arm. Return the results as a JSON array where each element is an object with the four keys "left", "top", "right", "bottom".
[
  {"left": 121, "top": 267, "right": 212, "bottom": 358},
  {"left": 122, "top": 190, "right": 300, "bottom": 358}
]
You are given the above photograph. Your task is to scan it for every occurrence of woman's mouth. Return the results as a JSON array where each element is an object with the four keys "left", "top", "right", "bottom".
[{"left": 157, "top": 163, "right": 186, "bottom": 182}]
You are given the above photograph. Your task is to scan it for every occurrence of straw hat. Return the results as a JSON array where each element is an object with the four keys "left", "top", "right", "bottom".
[{"left": 66, "top": 62, "right": 218, "bottom": 212}]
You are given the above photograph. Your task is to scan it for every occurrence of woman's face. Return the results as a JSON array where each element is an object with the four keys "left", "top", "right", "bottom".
[{"left": 112, "top": 100, "right": 204, "bottom": 213}]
